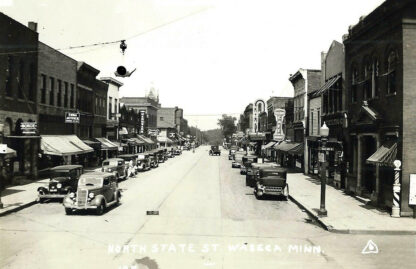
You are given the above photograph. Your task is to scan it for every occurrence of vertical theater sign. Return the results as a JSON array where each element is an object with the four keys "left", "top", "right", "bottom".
[
  {"left": 253, "top": 99, "right": 266, "bottom": 133},
  {"left": 138, "top": 110, "right": 147, "bottom": 135},
  {"left": 273, "top": 108, "right": 285, "bottom": 142}
]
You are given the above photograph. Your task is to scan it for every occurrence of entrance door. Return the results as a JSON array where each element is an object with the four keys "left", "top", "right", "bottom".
[{"left": 362, "top": 136, "right": 377, "bottom": 195}]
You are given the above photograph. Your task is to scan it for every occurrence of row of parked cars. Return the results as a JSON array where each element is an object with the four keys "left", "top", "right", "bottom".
[
  {"left": 228, "top": 146, "right": 289, "bottom": 200},
  {"left": 37, "top": 146, "right": 184, "bottom": 215}
]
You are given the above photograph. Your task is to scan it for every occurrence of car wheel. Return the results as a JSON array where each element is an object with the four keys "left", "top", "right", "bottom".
[
  {"left": 96, "top": 202, "right": 105, "bottom": 215},
  {"left": 116, "top": 192, "right": 121, "bottom": 205},
  {"left": 254, "top": 189, "right": 262, "bottom": 200},
  {"left": 65, "top": 208, "right": 72, "bottom": 215},
  {"left": 39, "top": 198, "right": 44, "bottom": 204}
]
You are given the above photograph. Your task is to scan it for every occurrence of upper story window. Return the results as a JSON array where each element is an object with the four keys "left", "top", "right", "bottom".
[
  {"left": 351, "top": 67, "right": 358, "bottom": 103},
  {"left": 372, "top": 58, "right": 379, "bottom": 97},
  {"left": 29, "top": 63, "right": 35, "bottom": 101},
  {"left": 18, "top": 60, "right": 24, "bottom": 99},
  {"left": 109, "top": 97, "right": 113, "bottom": 118},
  {"left": 57, "top": 80, "right": 62, "bottom": 107},
  {"left": 160, "top": 117, "right": 164, "bottom": 121},
  {"left": 70, "top": 84, "right": 75, "bottom": 108},
  {"left": 6, "top": 56, "right": 12, "bottom": 97},
  {"left": 64, "top": 82, "right": 68, "bottom": 107},
  {"left": 387, "top": 51, "right": 397, "bottom": 95},
  {"left": 41, "top": 74, "right": 46, "bottom": 103},
  {"left": 363, "top": 61, "right": 372, "bottom": 100},
  {"left": 49, "top": 77, "right": 55, "bottom": 105}
]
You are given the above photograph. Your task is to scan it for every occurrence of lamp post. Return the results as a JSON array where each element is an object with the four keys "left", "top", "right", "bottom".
[{"left": 318, "top": 122, "right": 329, "bottom": 217}]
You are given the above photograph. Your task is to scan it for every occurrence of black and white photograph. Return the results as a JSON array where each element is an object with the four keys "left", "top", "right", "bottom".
[{"left": 1, "top": 0, "right": 416, "bottom": 268}]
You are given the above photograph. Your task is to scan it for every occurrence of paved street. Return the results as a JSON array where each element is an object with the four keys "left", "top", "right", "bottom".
[{"left": 1, "top": 146, "right": 415, "bottom": 269}]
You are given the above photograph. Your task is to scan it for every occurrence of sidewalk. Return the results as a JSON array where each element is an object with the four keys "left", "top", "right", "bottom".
[
  {"left": 0, "top": 178, "right": 49, "bottom": 217},
  {"left": 288, "top": 173, "right": 416, "bottom": 234}
]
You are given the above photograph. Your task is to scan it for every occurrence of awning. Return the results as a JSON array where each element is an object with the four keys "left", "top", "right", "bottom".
[
  {"left": 157, "top": 137, "right": 174, "bottom": 144},
  {"left": 366, "top": 141, "right": 397, "bottom": 167},
  {"left": 274, "top": 141, "right": 302, "bottom": 153},
  {"left": 119, "top": 127, "right": 128, "bottom": 135},
  {"left": 310, "top": 74, "right": 341, "bottom": 97},
  {"left": 130, "top": 137, "right": 145, "bottom": 145},
  {"left": 95, "top": 137, "right": 118, "bottom": 151},
  {"left": 262, "top": 141, "right": 277, "bottom": 150},
  {"left": 41, "top": 135, "right": 93, "bottom": 156},
  {"left": 248, "top": 132, "right": 266, "bottom": 141},
  {"left": 110, "top": 141, "right": 127, "bottom": 151},
  {"left": 288, "top": 143, "right": 304, "bottom": 155},
  {"left": 0, "top": 145, "right": 17, "bottom": 159},
  {"left": 137, "top": 135, "right": 155, "bottom": 145}
]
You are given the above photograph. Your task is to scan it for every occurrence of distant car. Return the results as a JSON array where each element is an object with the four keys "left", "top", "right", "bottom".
[
  {"left": 157, "top": 149, "right": 166, "bottom": 163},
  {"left": 173, "top": 147, "right": 182, "bottom": 155},
  {"left": 118, "top": 154, "right": 138, "bottom": 176},
  {"left": 240, "top": 155, "right": 258, "bottom": 175},
  {"left": 254, "top": 167, "right": 288, "bottom": 200},
  {"left": 209, "top": 145, "right": 221, "bottom": 156},
  {"left": 63, "top": 172, "right": 121, "bottom": 215},
  {"left": 136, "top": 154, "right": 151, "bottom": 171},
  {"left": 101, "top": 158, "right": 128, "bottom": 181},
  {"left": 232, "top": 152, "right": 246, "bottom": 168},
  {"left": 37, "top": 165, "right": 83, "bottom": 203},
  {"left": 148, "top": 153, "right": 159, "bottom": 168},
  {"left": 228, "top": 149, "right": 236, "bottom": 160}
]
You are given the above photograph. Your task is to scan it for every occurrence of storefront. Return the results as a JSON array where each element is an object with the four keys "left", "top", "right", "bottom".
[
  {"left": 95, "top": 137, "right": 119, "bottom": 159},
  {"left": 275, "top": 141, "right": 303, "bottom": 171}
]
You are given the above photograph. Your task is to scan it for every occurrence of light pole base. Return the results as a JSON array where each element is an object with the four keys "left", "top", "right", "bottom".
[
  {"left": 318, "top": 208, "right": 327, "bottom": 217},
  {"left": 391, "top": 207, "right": 400, "bottom": 218}
]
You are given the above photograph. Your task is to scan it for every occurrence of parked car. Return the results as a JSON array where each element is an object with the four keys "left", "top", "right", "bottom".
[
  {"left": 228, "top": 149, "right": 237, "bottom": 160},
  {"left": 157, "top": 149, "right": 166, "bottom": 163},
  {"left": 240, "top": 155, "right": 258, "bottom": 175},
  {"left": 246, "top": 163, "right": 279, "bottom": 187},
  {"left": 37, "top": 165, "right": 83, "bottom": 203},
  {"left": 101, "top": 158, "right": 128, "bottom": 181},
  {"left": 166, "top": 150, "right": 173, "bottom": 158},
  {"left": 148, "top": 153, "right": 159, "bottom": 168},
  {"left": 253, "top": 167, "right": 288, "bottom": 200},
  {"left": 173, "top": 147, "right": 182, "bottom": 155},
  {"left": 137, "top": 153, "right": 151, "bottom": 171},
  {"left": 232, "top": 151, "right": 246, "bottom": 168},
  {"left": 63, "top": 172, "right": 121, "bottom": 215},
  {"left": 209, "top": 145, "right": 221, "bottom": 156},
  {"left": 118, "top": 154, "right": 138, "bottom": 177}
]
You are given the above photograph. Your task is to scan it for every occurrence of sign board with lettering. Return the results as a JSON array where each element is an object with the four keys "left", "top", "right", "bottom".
[
  {"left": 409, "top": 174, "right": 416, "bottom": 205},
  {"left": 273, "top": 108, "right": 286, "bottom": 142},
  {"left": 318, "top": 152, "right": 325, "bottom": 163},
  {"left": 65, "top": 112, "right": 80, "bottom": 124},
  {"left": 138, "top": 110, "right": 147, "bottom": 135},
  {"left": 21, "top": 121, "right": 37, "bottom": 135}
]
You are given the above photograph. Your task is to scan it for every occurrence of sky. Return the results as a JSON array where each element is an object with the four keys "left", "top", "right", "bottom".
[{"left": 1, "top": 0, "right": 385, "bottom": 130}]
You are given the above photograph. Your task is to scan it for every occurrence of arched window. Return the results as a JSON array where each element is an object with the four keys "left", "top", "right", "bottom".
[
  {"left": 363, "top": 61, "right": 372, "bottom": 100},
  {"left": 351, "top": 66, "right": 358, "bottom": 103},
  {"left": 387, "top": 51, "right": 397, "bottom": 94},
  {"left": 3, "top": 118, "right": 13, "bottom": 136}
]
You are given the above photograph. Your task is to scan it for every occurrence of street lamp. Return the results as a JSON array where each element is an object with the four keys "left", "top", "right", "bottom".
[{"left": 318, "top": 121, "right": 329, "bottom": 216}]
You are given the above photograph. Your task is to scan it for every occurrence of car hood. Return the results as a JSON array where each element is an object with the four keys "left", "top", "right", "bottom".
[
  {"left": 258, "top": 176, "right": 286, "bottom": 187},
  {"left": 77, "top": 185, "right": 103, "bottom": 192}
]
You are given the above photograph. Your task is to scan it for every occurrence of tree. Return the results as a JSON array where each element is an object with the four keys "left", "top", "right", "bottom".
[{"left": 217, "top": 114, "right": 237, "bottom": 142}]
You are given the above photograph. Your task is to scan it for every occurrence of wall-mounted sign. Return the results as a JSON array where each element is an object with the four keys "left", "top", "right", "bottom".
[
  {"left": 253, "top": 99, "right": 266, "bottom": 133},
  {"left": 138, "top": 110, "right": 146, "bottom": 135},
  {"left": 148, "top": 129, "right": 159, "bottom": 136},
  {"left": 410, "top": 174, "right": 416, "bottom": 205},
  {"left": 318, "top": 152, "right": 325, "bottom": 163},
  {"left": 20, "top": 121, "right": 37, "bottom": 135},
  {"left": 274, "top": 108, "right": 285, "bottom": 142},
  {"left": 65, "top": 112, "right": 80, "bottom": 123}
]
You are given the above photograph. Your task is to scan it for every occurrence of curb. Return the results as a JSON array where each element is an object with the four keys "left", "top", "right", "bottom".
[
  {"left": 288, "top": 194, "right": 416, "bottom": 235},
  {"left": 0, "top": 200, "right": 38, "bottom": 217}
]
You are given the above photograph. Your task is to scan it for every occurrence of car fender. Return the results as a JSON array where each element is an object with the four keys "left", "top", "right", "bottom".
[
  {"left": 37, "top": 186, "right": 48, "bottom": 194},
  {"left": 93, "top": 195, "right": 107, "bottom": 207}
]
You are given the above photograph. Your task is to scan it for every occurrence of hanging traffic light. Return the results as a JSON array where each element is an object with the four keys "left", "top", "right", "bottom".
[{"left": 114, "top": 66, "right": 136, "bottom": 77}]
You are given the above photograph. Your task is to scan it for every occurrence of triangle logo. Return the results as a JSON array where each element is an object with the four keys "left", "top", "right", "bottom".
[{"left": 362, "top": 240, "right": 379, "bottom": 254}]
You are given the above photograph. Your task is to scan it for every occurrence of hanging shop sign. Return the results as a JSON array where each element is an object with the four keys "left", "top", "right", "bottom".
[
  {"left": 65, "top": 112, "right": 80, "bottom": 124},
  {"left": 148, "top": 129, "right": 159, "bottom": 136},
  {"left": 138, "top": 110, "right": 146, "bottom": 135},
  {"left": 20, "top": 121, "right": 37, "bottom": 135},
  {"left": 273, "top": 108, "right": 286, "bottom": 142}
]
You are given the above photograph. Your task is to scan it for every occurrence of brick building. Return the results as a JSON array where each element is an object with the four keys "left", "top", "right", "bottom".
[
  {"left": 100, "top": 77, "right": 123, "bottom": 141},
  {"left": 0, "top": 13, "right": 39, "bottom": 179},
  {"left": 343, "top": 0, "right": 416, "bottom": 216},
  {"left": 120, "top": 96, "right": 160, "bottom": 131}
]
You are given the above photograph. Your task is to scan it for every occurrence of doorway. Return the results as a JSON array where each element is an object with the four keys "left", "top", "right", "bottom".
[{"left": 361, "top": 136, "right": 377, "bottom": 195}]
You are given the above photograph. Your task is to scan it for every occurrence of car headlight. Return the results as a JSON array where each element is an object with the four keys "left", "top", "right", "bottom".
[
  {"left": 57, "top": 183, "right": 62, "bottom": 188},
  {"left": 69, "top": 192, "right": 75, "bottom": 198},
  {"left": 89, "top": 192, "right": 95, "bottom": 198},
  {"left": 108, "top": 168, "right": 112, "bottom": 172}
]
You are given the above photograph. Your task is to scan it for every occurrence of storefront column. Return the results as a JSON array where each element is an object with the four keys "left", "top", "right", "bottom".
[{"left": 356, "top": 135, "right": 363, "bottom": 195}]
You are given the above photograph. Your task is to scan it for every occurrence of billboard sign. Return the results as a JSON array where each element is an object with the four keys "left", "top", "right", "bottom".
[{"left": 273, "top": 108, "right": 285, "bottom": 142}]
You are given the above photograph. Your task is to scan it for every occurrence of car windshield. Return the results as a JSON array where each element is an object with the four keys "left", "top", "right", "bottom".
[
  {"left": 78, "top": 177, "right": 103, "bottom": 186},
  {"left": 50, "top": 171, "right": 69, "bottom": 178}
]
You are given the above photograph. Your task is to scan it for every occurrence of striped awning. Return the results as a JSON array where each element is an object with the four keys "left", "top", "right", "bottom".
[
  {"left": 274, "top": 141, "right": 302, "bottom": 153},
  {"left": 137, "top": 135, "right": 155, "bottom": 145},
  {"left": 366, "top": 141, "right": 397, "bottom": 167},
  {"left": 310, "top": 75, "right": 341, "bottom": 98},
  {"left": 95, "top": 137, "right": 118, "bottom": 151},
  {"left": 288, "top": 143, "right": 304, "bottom": 155},
  {"left": 262, "top": 141, "right": 277, "bottom": 150},
  {"left": 41, "top": 135, "right": 93, "bottom": 156}
]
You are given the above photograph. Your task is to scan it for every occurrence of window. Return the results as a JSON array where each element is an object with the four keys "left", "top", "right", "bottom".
[
  {"left": 18, "top": 61, "right": 24, "bottom": 99},
  {"left": 6, "top": 56, "right": 12, "bottom": 97},
  {"left": 70, "top": 84, "right": 74, "bottom": 108},
  {"left": 64, "top": 82, "right": 68, "bottom": 107},
  {"left": 351, "top": 67, "right": 358, "bottom": 103},
  {"left": 310, "top": 111, "right": 314, "bottom": 136},
  {"left": 160, "top": 117, "right": 164, "bottom": 121},
  {"left": 49, "top": 77, "right": 55, "bottom": 105},
  {"left": 29, "top": 63, "right": 35, "bottom": 101},
  {"left": 114, "top": 99, "right": 118, "bottom": 115},
  {"left": 317, "top": 109, "right": 320, "bottom": 135},
  {"left": 372, "top": 59, "right": 379, "bottom": 97},
  {"left": 387, "top": 51, "right": 397, "bottom": 94},
  {"left": 41, "top": 74, "right": 46, "bottom": 103},
  {"left": 109, "top": 97, "right": 113, "bottom": 118},
  {"left": 57, "top": 80, "right": 62, "bottom": 107}
]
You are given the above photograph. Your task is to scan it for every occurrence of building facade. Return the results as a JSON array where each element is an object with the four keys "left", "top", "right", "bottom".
[
  {"left": 100, "top": 77, "right": 123, "bottom": 141},
  {"left": 344, "top": 0, "right": 416, "bottom": 215}
]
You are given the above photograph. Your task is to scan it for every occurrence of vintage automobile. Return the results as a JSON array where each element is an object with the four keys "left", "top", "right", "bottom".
[
  {"left": 209, "top": 145, "right": 221, "bottom": 156},
  {"left": 118, "top": 154, "right": 138, "bottom": 177},
  {"left": 232, "top": 151, "right": 246, "bottom": 168},
  {"left": 253, "top": 166, "right": 288, "bottom": 200},
  {"left": 136, "top": 153, "right": 151, "bottom": 171},
  {"left": 37, "top": 165, "right": 83, "bottom": 202},
  {"left": 246, "top": 162, "right": 279, "bottom": 187},
  {"left": 228, "top": 149, "right": 236, "bottom": 160},
  {"left": 157, "top": 149, "right": 166, "bottom": 163},
  {"left": 173, "top": 147, "right": 182, "bottom": 155},
  {"left": 148, "top": 153, "right": 159, "bottom": 168},
  {"left": 63, "top": 172, "right": 121, "bottom": 215},
  {"left": 240, "top": 155, "right": 258, "bottom": 175},
  {"left": 166, "top": 150, "right": 173, "bottom": 158},
  {"left": 101, "top": 158, "right": 128, "bottom": 181}
]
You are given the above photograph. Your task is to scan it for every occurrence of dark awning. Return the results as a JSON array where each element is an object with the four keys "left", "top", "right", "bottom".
[
  {"left": 366, "top": 141, "right": 397, "bottom": 167},
  {"left": 288, "top": 143, "right": 304, "bottom": 155},
  {"left": 310, "top": 75, "right": 341, "bottom": 98},
  {"left": 262, "top": 141, "right": 277, "bottom": 150},
  {"left": 274, "top": 141, "right": 302, "bottom": 153}
]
